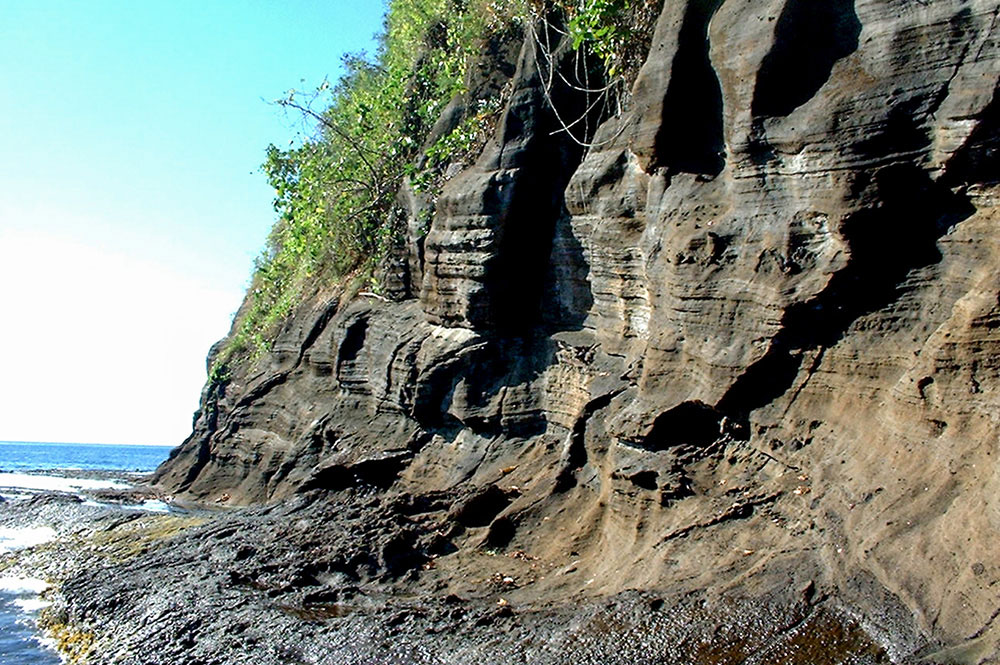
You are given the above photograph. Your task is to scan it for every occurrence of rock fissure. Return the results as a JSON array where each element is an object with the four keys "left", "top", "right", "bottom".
[
  {"left": 656, "top": 492, "right": 781, "bottom": 544},
  {"left": 297, "top": 299, "right": 342, "bottom": 364},
  {"left": 966, "top": 604, "right": 1000, "bottom": 642},
  {"left": 555, "top": 387, "right": 626, "bottom": 492}
]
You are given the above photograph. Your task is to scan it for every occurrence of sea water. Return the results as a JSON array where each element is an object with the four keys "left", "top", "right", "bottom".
[
  {"left": 0, "top": 441, "right": 174, "bottom": 663},
  {"left": 0, "top": 567, "right": 58, "bottom": 665},
  {"left": 0, "top": 441, "right": 174, "bottom": 474}
]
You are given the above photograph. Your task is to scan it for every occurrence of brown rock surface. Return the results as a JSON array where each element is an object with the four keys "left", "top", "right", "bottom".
[{"left": 154, "top": 1, "right": 1000, "bottom": 660}]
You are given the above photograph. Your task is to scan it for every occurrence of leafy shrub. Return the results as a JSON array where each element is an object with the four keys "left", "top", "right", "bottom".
[{"left": 214, "top": 0, "right": 653, "bottom": 378}]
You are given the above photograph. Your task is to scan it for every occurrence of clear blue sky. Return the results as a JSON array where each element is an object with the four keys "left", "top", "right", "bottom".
[{"left": 0, "top": 1, "right": 386, "bottom": 445}]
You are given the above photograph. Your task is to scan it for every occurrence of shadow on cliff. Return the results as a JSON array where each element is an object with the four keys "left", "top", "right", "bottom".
[
  {"left": 717, "top": 164, "right": 975, "bottom": 424},
  {"left": 487, "top": 26, "right": 608, "bottom": 336},
  {"left": 412, "top": 333, "right": 556, "bottom": 441},
  {"left": 752, "top": 0, "right": 861, "bottom": 119},
  {"left": 654, "top": 0, "right": 727, "bottom": 176},
  {"left": 542, "top": 208, "right": 595, "bottom": 332},
  {"left": 748, "top": 0, "right": 861, "bottom": 166}
]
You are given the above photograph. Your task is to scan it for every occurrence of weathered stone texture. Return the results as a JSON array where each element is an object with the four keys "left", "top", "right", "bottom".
[{"left": 155, "top": 1, "right": 1000, "bottom": 658}]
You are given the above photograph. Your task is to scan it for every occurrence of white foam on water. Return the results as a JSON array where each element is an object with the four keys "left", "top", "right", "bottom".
[
  {"left": 35, "top": 634, "right": 60, "bottom": 658},
  {"left": 0, "top": 576, "right": 50, "bottom": 595},
  {"left": 0, "top": 527, "right": 57, "bottom": 554},
  {"left": 0, "top": 472, "right": 129, "bottom": 493},
  {"left": 79, "top": 496, "right": 172, "bottom": 513},
  {"left": 0, "top": 575, "right": 54, "bottom": 664},
  {"left": 130, "top": 499, "right": 172, "bottom": 513},
  {"left": 13, "top": 596, "right": 50, "bottom": 613}
]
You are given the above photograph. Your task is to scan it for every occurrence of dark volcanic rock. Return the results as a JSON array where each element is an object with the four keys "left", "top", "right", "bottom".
[
  {"left": 138, "top": 1, "right": 1000, "bottom": 662},
  {"left": 25, "top": 494, "right": 894, "bottom": 665}
]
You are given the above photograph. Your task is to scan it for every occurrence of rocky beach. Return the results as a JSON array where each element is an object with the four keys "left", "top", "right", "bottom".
[
  {"left": 3, "top": 484, "right": 900, "bottom": 665},
  {"left": 6, "top": 0, "right": 1000, "bottom": 662}
]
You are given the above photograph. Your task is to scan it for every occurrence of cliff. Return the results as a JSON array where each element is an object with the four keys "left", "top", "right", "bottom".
[{"left": 152, "top": 0, "right": 1000, "bottom": 660}]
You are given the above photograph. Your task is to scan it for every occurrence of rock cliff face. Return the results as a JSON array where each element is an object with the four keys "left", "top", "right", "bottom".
[{"left": 156, "top": 0, "right": 1000, "bottom": 659}]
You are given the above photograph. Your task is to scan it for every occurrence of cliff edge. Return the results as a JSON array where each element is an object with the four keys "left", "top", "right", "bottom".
[{"left": 151, "top": 0, "right": 1000, "bottom": 661}]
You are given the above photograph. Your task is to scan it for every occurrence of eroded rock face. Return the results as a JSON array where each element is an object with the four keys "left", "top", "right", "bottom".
[{"left": 155, "top": 1, "right": 1000, "bottom": 659}]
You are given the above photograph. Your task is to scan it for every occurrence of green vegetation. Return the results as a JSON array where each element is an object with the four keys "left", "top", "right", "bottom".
[
  {"left": 85, "top": 514, "right": 208, "bottom": 562},
  {"left": 564, "top": 0, "right": 632, "bottom": 74},
  {"left": 214, "top": 0, "right": 646, "bottom": 376}
]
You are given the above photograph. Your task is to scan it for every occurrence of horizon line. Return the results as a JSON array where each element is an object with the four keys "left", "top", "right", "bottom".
[{"left": 0, "top": 439, "right": 177, "bottom": 448}]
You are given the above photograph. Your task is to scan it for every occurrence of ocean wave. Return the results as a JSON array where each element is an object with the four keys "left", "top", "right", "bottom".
[
  {"left": 0, "top": 527, "right": 57, "bottom": 554},
  {"left": 130, "top": 499, "right": 171, "bottom": 513},
  {"left": 0, "top": 576, "right": 50, "bottom": 595},
  {"left": 12, "top": 596, "right": 51, "bottom": 613},
  {"left": 0, "top": 472, "right": 129, "bottom": 493}
]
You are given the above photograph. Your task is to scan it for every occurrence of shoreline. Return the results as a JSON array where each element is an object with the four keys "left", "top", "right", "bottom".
[{"left": 0, "top": 470, "right": 181, "bottom": 664}]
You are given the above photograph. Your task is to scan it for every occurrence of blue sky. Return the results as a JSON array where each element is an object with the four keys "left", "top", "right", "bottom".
[{"left": 0, "top": 1, "right": 386, "bottom": 445}]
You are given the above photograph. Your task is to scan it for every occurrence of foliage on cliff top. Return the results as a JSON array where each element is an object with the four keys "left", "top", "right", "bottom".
[{"left": 215, "top": 0, "right": 648, "bottom": 377}]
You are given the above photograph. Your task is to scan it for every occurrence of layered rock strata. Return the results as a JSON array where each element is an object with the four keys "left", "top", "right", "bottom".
[{"left": 152, "top": 1, "right": 1000, "bottom": 660}]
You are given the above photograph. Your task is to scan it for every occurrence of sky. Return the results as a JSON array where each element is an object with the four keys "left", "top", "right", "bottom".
[{"left": 0, "top": 1, "right": 387, "bottom": 446}]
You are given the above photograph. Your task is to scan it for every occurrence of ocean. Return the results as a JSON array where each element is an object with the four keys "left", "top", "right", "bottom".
[
  {"left": 0, "top": 441, "right": 175, "bottom": 664},
  {"left": 0, "top": 441, "right": 174, "bottom": 474}
]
